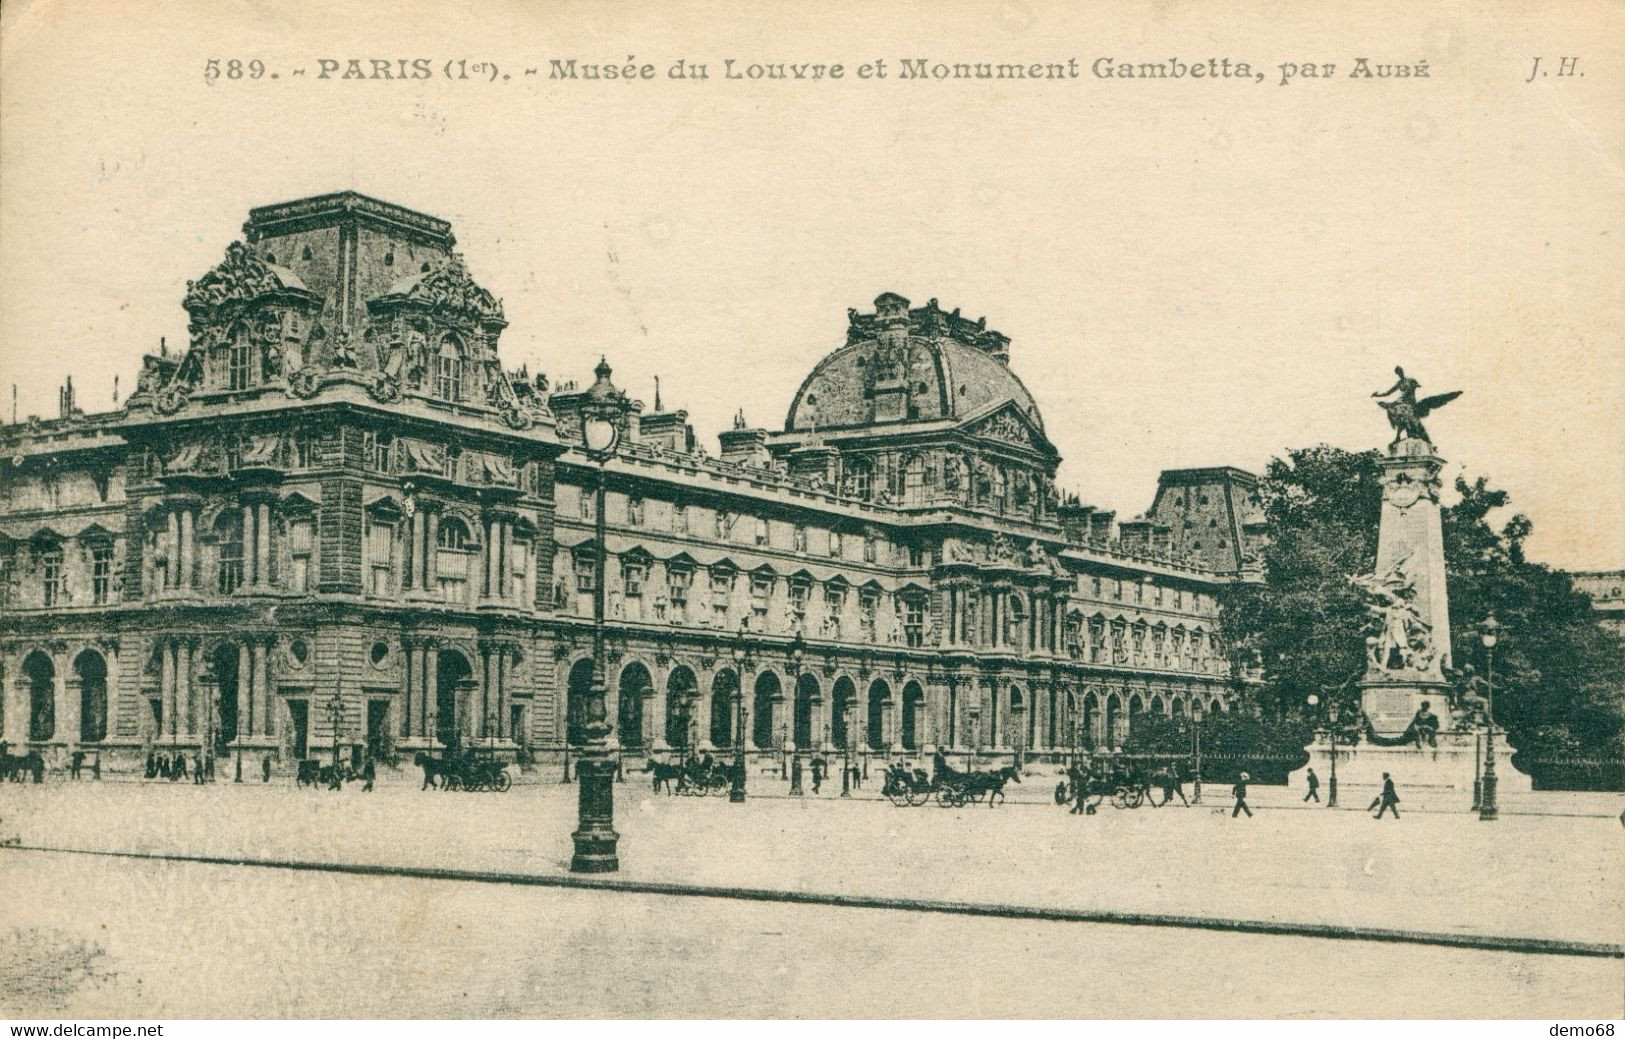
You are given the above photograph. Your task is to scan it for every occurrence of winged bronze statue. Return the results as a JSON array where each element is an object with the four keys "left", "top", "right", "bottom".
[{"left": 1372, "top": 366, "right": 1462, "bottom": 446}]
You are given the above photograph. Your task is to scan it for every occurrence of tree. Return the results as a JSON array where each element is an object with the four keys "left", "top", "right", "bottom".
[{"left": 1225, "top": 446, "right": 1625, "bottom": 761}]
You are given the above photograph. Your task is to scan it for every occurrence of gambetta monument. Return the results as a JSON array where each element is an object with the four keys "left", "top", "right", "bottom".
[{"left": 1297, "top": 367, "right": 1529, "bottom": 803}]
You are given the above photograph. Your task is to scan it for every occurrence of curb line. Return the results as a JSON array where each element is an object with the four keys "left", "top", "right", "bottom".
[{"left": 4, "top": 843, "right": 1619, "bottom": 960}]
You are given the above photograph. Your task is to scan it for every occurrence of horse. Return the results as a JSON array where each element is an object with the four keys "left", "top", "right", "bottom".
[
  {"left": 414, "top": 752, "right": 458, "bottom": 791},
  {"left": 1, "top": 750, "right": 43, "bottom": 783},
  {"left": 295, "top": 759, "right": 322, "bottom": 788},
  {"left": 962, "top": 765, "right": 1022, "bottom": 807},
  {"left": 642, "top": 759, "right": 686, "bottom": 795}
]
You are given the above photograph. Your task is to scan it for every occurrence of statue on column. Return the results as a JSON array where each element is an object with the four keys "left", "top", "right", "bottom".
[{"left": 1371, "top": 366, "right": 1462, "bottom": 447}]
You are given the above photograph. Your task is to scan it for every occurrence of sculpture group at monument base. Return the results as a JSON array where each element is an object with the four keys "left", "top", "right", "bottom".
[{"left": 1293, "top": 730, "right": 1530, "bottom": 811}]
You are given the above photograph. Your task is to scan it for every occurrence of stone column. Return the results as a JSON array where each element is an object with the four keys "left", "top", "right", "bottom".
[
  {"left": 165, "top": 510, "right": 180, "bottom": 590},
  {"left": 175, "top": 638, "right": 193, "bottom": 739},
  {"left": 160, "top": 639, "right": 176, "bottom": 742},
  {"left": 179, "top": 508, "right": 196, "bottom": 591},
  {"left": 242, "top": 504, "right": 256, "bottom": 586},
  {"left": 423, "top": 642, "right": 439, "bottom": 740},
  {"left": 493, "top": 644, "right": 507, "bottom": 739},
  {"left": 237, "top": 641, "right": 251, "bottom": 741},
  {"left": 424, "top": 511, "right": 440, "bottom": 592},
  {"left": 257, "top": 502, "right": 271, "bottom": 588},
  {"left": 400, "top": 640, "right": 416, "bottom": 740},
  {"left": 55, "top": 646, "right": 75, "bottom": 748},
  {"left": 694, "top": 680, "right": 712, "bottom": 750},
  {"left": 252, "top": 639, "right": 269, "bottom": 738}
]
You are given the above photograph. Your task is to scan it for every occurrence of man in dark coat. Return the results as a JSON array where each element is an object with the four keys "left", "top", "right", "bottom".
[
  {"left": 1304, "top": 767, "right": 1321, "bottom": 803},
  {"left": 1232, "top": 772, "right": 1253, "bottom": 818},
  {"left": 1374, "top": 772, "right": 1401, "bottom": 819},
  {"left": 361, "top": 757, "right": 376, "bottom": 793}
]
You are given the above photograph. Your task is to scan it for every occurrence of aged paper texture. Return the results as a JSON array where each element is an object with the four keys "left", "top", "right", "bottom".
[{"left": 1, "top": 0, "right": 1621, "bottom": 1022}]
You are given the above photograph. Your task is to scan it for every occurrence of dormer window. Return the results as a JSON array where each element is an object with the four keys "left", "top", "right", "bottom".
[
  {"left": 227, "top": 327, "right": 254, "bottom": 391},
  {"left": 435, "top": 334, "right": 464, "bottom": 401}
]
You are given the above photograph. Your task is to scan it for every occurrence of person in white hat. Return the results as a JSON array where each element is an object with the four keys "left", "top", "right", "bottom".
[{"left": 1231, "top": 771, "right": 1253, "bottom": 818}]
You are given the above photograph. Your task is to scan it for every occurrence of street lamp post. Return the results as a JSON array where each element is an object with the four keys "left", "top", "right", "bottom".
[
  {"left": 840, "top": 700, "right": 853, "bottom": 797},
  {"left": 788, "top": 635, "right": 805, "bottom": 795},
  {"left": 570, "top": 357, "right": 630, "bottom": 873},
  {"left": 730, "top": 631, "right": 750, "bottom": 804},
  {"left": 1306, "top": 690, "right": 1339, "bottom": 807},
  {"left": 1191, "top": 702, "right": 1204, "bottom": 805},
  {"left": 1479, "top": 615, "right": 1500, "bottom": 822}
]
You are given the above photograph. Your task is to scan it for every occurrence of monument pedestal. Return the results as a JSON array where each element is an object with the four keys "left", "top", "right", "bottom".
[{"left": 1294, "top": 729, "right": 1528, "bottom": 810}]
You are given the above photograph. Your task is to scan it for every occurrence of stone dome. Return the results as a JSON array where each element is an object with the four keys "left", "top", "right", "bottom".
[{"left": 784, "top": 293, "right": 1044, "bottom": 433}]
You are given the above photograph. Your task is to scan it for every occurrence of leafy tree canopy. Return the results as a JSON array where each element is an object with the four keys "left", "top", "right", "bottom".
[{"left": 1223, "top": 445, "right": 1625, "bottom": 758}]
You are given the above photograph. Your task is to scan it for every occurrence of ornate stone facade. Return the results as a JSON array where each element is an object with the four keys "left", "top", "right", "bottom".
[{"left": 0, "top": 194, "right": 1258, "bottom": 771}]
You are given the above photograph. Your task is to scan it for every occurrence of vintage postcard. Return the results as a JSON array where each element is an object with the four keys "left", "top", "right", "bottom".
[{"left": 0, "top": 0, "right": 1621, "bottom": 1024}]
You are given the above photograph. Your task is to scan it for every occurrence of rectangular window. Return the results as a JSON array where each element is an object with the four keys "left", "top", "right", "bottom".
[
  {"left": 668, "top": 567, "right": 691, "bottom": 621},
  {"left": 788, "top": 580, "right": 809, "bottom": 616},
  {"left": 290, "top": 430, "right": 314, "bottom": 468},
  {"left": 365, "top": 520, "right": 394, "bottom": 596},
  {"left": 829, "top": 530, "right": 843, "bottom": 558},
  {"left": 509, "top": 540, "right": 529, "bottom": 605},
  {"left": 754, "top": 517, "right": 769, "bottom": 546},
  {"left": 749, "top": 574, "right": 772, "bottom": 628},
  {"left": 435, "top": 355, "right": 462, "bottom": 401},
  {"left": 365, "top": 434, "right": 393, "bottom": 473},
  {"left": 288, "top": 518, "right": 313, "bottom": 592},
  {"left": 823, "top": 586, "right": 845, "bottom": 639},
  {"left": 710, "top": 568, "right": 733, "bottom": 627},
  {"left": 228, "top": 342, "right": 253, "bottom": 391},
  {"left": 575, "top": 554, "right": 596, "bottom": 592},
  {"left": 91, "top": 544, "right": 113, "bottom": 605},
  {"left": 0, "top": 557, "right": 13, "bottom": 607},
  {"left": 903, "top": 597, "right": 924, "bottom": 647},
  {"left": 623, "top": 561, "right": 645, "bottom": 597},
  {"left": 41, "top": 548, "right": 65, "bottom": 606},
  {"left": 1173, "top": 589, "right": 1183, "bottom": 608},
  {"left": 859, "top": 592, "right": 878, "bottom": 641},
  {"left": 907, "top": 544, "right": 925, "bottom": 567}
]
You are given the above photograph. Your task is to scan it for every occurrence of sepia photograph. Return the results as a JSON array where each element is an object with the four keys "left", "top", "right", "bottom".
[{"left": 0, "top": 0, "right": 1621, "bottom": 1025}]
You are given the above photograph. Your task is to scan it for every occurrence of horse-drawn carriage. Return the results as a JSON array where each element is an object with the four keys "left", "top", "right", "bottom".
[
  {"left": 643, "top": 754, "right": 734, "bottom": 796},
  {"left": 415, "top": 751, "right": 512, "bottom": 792},
  {"left": 1059, "top": 760, "right": 1183, "bottom": 810},
  {"left": 882, "top": 757, "right": 1022, "bottom": 808}
]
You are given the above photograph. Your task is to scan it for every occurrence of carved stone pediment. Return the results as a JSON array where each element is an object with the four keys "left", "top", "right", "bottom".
[
  {"left": 372, "top": 253, "right": 505, "bottom": 327},
  {"left": 184, "top": 241, "right": 312, "bottom": 314},
  {"left": 962, "top": 403, "right": 1044, "bottom": 451}
]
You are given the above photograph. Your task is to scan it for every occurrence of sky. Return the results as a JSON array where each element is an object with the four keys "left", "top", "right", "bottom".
[{"left": 2, "top": 0, "right": 1621, "bottom": 568}]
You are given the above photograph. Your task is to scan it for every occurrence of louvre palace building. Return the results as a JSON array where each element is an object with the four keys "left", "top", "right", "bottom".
[{"left": 0, "top": 192, "right": 1266, "bottom": 773}]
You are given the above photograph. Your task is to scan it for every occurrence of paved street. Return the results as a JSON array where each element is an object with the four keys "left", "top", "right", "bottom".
[{"left": 2, "top": 769, "right": 1621, "bottom": 1017}]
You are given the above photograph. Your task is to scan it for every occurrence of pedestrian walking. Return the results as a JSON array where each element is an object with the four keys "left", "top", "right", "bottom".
[
  {"left": 145, "top": 751, "right": 157, "bottom": 780},
  {"left": 91, "top": 753, "right": 101, "bottom": 780},
  {"left": 1231, "top": 772, "right": 1253, "bottom": 818},
  {"left": 173, "top": 753, "right": 187, "bottom": 782},
  {"left": 262, "top": 755, "right": 272, "bottom": 783},
  {"left": 361, "top": 757, "right": 375, "bottom": 792},
  {"left": 193, "top": 752, "right": 205, "bottom": 784},
  {"left": 1160, "top": 765, "right": 1190, "bottom": 807},
  {"left": 1304, "top": 767, "right": 1321, "bottom": 803},
  {"left": 70, "top": 750, "right": 84, "bottom": 780},
  {"left": 790, "top": 755, "right": 804, "bottom": 796},
  {"left": 810, "top": 756, "right": 824, "bottom": 795},
  {"left": 1373, "top": 772, "right": 1401, "bottom": 820}
]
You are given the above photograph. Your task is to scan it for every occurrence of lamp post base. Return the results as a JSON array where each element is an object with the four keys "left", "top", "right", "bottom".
[
  {"left": 570, "top": 751, "right": 620, "bottom": 873},
  {"left": 729, "top": 752, "right": 747, "bottom": 803}
]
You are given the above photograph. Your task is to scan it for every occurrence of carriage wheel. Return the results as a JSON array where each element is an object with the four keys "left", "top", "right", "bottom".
[
  {"left": 885, "top": 788, "right": 911, "bottom": 807},
  {"left": 935, "top": 787, "right": 959, "bottom": 807},
  {"left": 494, "top": 772, "right": 512, "bottom": 792},
  {"left": 1126, "top": 788, "right": 1144, "bottom": 809},
  {"left": 907, "top": 787, "right": 931, "bottom": 807},
  {"left": 1111, "top": 789, "right": 1128, "bottom": 809}
]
